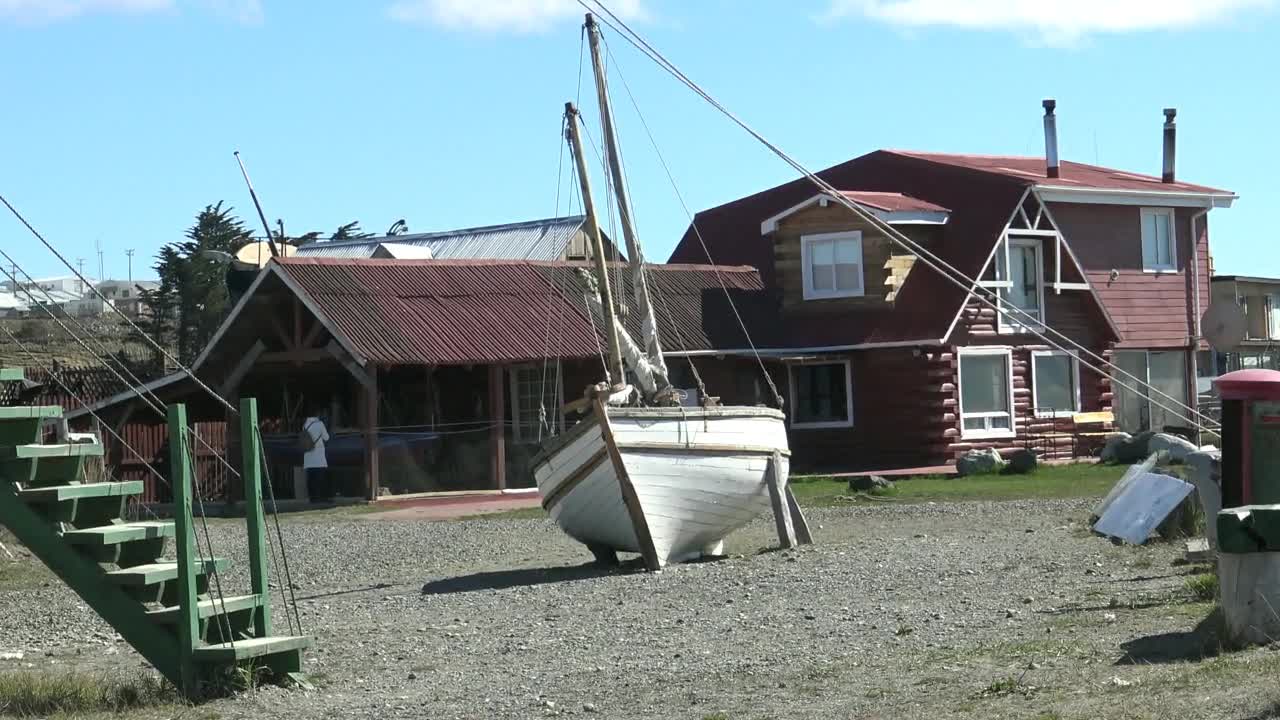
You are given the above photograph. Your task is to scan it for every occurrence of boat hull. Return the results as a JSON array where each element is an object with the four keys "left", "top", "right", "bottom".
[{"left": 533, "top": 404, "right": 789, "bottom": 568}]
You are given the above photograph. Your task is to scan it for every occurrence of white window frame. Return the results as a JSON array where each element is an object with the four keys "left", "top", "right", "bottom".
[
  {"left": 1031, "top": 350, "right": 1081, "bottom": 418},
  {"left": 508, "top": 361, "right": 564, "bottom": 444},
  {"left": 957, "top": 346, "right": 1016, "bottom": 440},
  {"left": 1140, "top": 207, "right": 1177, "bottom": 273},
  {"left": 800, "top": 231, "right": 865, "bottom": 301},
  {"left": 787, "top": 360, "right": 854, "bottom": 429},
  {"left": 996, "top": 236, "right": 1046, "bottom": 334}
]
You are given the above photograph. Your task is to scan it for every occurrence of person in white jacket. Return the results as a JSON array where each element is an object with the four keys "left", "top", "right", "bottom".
[{"left": 301, "top": 412, "right": 331, "bottom": 502}]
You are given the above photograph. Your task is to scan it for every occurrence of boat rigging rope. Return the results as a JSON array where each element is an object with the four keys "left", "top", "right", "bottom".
[
  {"left": 251, "top": 425, "right": 305, "bottom": 636},
  {"left": 0, "top": 201, "right": 303, "bottom": 635},
  {"left": 577, "top": 0, "right": 1215, "bottom": 432},
  {"left": 0, "top": 193, "right": 238, "bottom": 418},
  {"left": 601, "top": 33, "right": 785, "bottom": 408},
  {"left": 0, "top": 321, "right": 237, "bottom": 645},
  {"left": 0, "top": 254, "right": 246, "bottom": 478}
]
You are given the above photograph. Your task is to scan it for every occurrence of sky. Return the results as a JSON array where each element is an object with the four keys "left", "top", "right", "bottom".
[{"left": 1, "top": 0, "right": 1277, "bottom": 283}]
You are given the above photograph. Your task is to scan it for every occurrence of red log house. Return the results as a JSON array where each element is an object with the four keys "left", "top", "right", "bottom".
[{"left": 670, "top": 102, "right": 1236, "bottom": 471}]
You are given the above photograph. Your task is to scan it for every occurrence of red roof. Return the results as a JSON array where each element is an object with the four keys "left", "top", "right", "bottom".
[
  {"left": 838, "top": 191, "right": 949, "bottom": 213},
  {"left": 670, "top": 150, "right": 1031, "bottom": 345},
  {"left": 888, "top": 151, "right": 1234, "bottom": 195},
  {"left": 272, "top": 258, "right": 770, "bottom": 366}
]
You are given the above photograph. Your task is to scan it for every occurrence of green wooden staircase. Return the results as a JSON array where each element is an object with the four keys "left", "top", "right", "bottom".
[{"left": 0, "top": 368, "right": 309, "bottom": 698}]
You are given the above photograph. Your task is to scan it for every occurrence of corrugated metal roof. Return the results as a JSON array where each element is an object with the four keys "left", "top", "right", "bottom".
[
  {"left": 294, "top": 216, "right": 590, "bottom": 261},
  {"left": 273, "top": 258, "right": 771, "bottom": 366}
]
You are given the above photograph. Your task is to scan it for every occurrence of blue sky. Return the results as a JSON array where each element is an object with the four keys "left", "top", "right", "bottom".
[{"left": 1, "top": 0, "right": 1276, "bottom": 282}]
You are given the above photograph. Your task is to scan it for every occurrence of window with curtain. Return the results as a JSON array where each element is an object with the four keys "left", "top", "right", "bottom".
[
  {"left": 960, "top": 350, "right": 1013, "bottom": 437},
  {"left": 790, "top": 362, "right": 852, "bottom": 428},
  {"left": 1141, "top": 208, "right": 1175, "bottom": 271}
]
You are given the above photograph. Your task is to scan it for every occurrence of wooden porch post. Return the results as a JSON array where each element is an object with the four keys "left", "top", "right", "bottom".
[
  {"left": 363, "top": 364, "right": 380, "bottom": 500},
  {"left": 490, "top": 364, "right": 506, "bottom": 491}
]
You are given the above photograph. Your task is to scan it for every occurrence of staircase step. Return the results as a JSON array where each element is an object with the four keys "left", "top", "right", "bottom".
[
  {"left": 147, "top": 594, "right": 263, "bottom": 624},
  {"left": 106, "top": 557, "right": 228, "bottom": 586},
  {"left": 2, "top": 442, "right": 103, "bottom": 460},
  {"left": 191, "top": 635, "right": 310, "bottom": 663},
  {"left": 0, "top": 368, "right": 23, "bottom": 382},
  {"left": 62, "top": 521, "right": 174, "bottom": 547},
  {"left": 17, "top": 481, "right": 143, "bottom": 502},
  {"left": 0, "top": 406, "right": 63, "bottom": 420}
]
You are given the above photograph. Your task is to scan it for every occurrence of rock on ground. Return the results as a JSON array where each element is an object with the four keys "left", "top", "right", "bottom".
[
  {"left": 1149, "top": 433, "right": 1199, "bottom": 464},
  {"left": 1006, "top": 449, "right": 1038, "bottom": 475},
  {"left": 956, "top": 448, "right": 1006, "bottom": 476},
  {"left": 848, "top": 475, "right": 894, "bottom": 492}
]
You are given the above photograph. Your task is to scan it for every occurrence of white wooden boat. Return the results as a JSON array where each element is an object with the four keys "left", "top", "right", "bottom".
[
  {"left": 533, "top": 401, "right": 794, "bottom": 568},
  {"left": 532, "top": 14, "right": 812, "bottom": 570}
]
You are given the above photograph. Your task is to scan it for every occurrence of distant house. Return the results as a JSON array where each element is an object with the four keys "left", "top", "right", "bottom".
[
  {"left": 294, "top": 216, "right": 623, "bottom": 262},
  {"left": 1209, "top": 275, "right": 1280, "bottom": 372},
  {"left": 670, "top": 104, "right": 1234, "bottom": 467},
  {"left": 94, "top": 280, "right": 160, "bottom": 317}
]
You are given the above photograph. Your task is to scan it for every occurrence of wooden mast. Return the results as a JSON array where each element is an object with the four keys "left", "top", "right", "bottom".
[
  {"left": 584, "top": 13, "right": 669, "bottom": 380},
  {"left": 565, "top": 102, "right": 627, "bottom": 388}
]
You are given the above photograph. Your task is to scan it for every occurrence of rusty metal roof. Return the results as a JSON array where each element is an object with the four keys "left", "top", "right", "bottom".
[
  {"left": 273, "top": 258, "right": 770, "bottom": 367},
  {"left": 275, "top": 258, "right": 602, "bottom": 366},
  {"left": 293, "top": 216, "right": 593, "bottom": 261}
]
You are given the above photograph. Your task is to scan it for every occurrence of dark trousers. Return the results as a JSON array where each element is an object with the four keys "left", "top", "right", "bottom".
[{"left": 306, "top": 467, "right": 332, "bottom": 502}]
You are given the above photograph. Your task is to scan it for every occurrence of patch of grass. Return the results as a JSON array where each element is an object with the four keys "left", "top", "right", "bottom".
[
  {"left": 0, "top": 670, "right": 176, "bottom": 717},
  {"left": 977, "top": 675, "right": 1032, "bottom": 699},
  {"left": 1184, "top": 573, "right": 1219, "bottom": 602},
  {"left": 455, "top": 506, "right": 548, "bottom": 522},
  {"left": 790, "top": 463, "right": 1121, "bottom": 507},
  {"left": 701, "top": 714, "right": 730, "bottom": 720}
]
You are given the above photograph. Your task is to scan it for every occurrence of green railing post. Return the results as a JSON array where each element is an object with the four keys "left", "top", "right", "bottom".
[
  {"left": 239, "top": 397, "right": 272, "bottom": 638},
  {"left": 167, "top": 403, "right": 199, "bottom": 697}
]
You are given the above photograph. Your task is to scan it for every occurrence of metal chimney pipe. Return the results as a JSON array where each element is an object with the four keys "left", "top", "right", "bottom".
[
  {"left": 1043, "top": 99, "right": 1059, "bottom": 179},
  {"left": 1162, "top": 108, "right": 1177, "bottom": 183}
]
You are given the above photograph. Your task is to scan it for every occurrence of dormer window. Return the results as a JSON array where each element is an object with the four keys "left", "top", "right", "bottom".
[
  {"left": 1141, "top": 208, "right": 1176, "bottom": 272},
  {"left": 801, "top": 231, "right": 864, "bottom": 300}
]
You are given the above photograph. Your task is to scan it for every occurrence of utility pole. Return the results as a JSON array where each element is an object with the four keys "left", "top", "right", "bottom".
[
  {"left": 76, "top": 258, "right": 85, "bottom": 294},
  {"left": 125, "top": 249, "right": 134, "bottom": 284},
  {"left": 96, "top": 238, "right": 104, "bottom": 285},
  {"left": 565, "top": 102, "right": 626, "bottom": 389}
]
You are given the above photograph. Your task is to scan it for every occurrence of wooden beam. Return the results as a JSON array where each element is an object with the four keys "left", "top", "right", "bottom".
[
  {"left": 594, "top": 396, "right": 661, "bottom": 571},
  {"left": 785, "top": 486, "right": 814, "bottom": 545},
  {"left": 259, "top": 348, "right": 331, "bottom": 366},
  {"left": 219, "top": 340, "right": 265, "bottom": 398},
  {"left": 268, "top": 313, "right": 293, "bottom": 351},
  {"left": 325, "top": 340, "right": 375, "bottom": 391},
  {"left": 766, "top": 450, "right": 797, "bottom": 550},
  {"left": 363, "top": 365, "right": 379, "bottom": 501},
  {"left": 300, "top": 316, "right": 325, "bottom": 350},
  {"left": 489, "top": 364, "right": 506, "bottom": 491}
]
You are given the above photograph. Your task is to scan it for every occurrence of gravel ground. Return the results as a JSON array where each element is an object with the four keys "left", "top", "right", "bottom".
[{"left": 2, "top": 498, "right": 1279, "bottom": 720}]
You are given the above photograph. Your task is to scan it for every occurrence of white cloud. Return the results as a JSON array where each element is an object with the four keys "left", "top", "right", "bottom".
[
  {"left": 387, "top": 0, "right": 646, "bottom": 33},
  {"left": 827, "top": 0, "right": 1275, "bottom": 45},
  {"left": 0, "top": 0, "right": 171, "bottom": 23}
]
